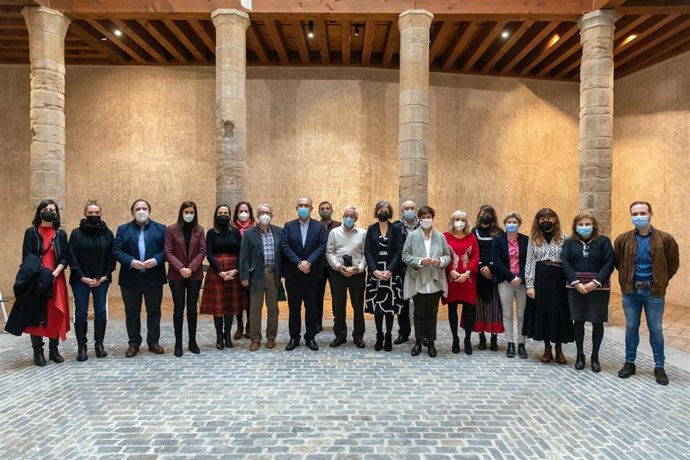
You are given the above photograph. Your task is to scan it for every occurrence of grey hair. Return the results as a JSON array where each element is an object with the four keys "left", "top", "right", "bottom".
[
  {"left": 256, "top": 203, "right": 272, "bottom": 213},
  {"left": 343, "top": 206, "right": 358, "bottom": 219},
  {"left": 296, "top": 197, "right": 313, "bottom": 206}
]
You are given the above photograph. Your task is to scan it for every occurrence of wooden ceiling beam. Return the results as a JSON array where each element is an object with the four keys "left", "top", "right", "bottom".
[
  {"left": 189, "top": 20, "right": 215, "bottom": 54},
  {"left": 429, "top": 20, "right": 457, "bottom": 64},
  {"left": 265, "top": 19, "right": 290, "bottom": 64},
  {"left": 68, "top": 21, "right": 128, "bottom": 63},
  {"left": 592, "top": 0, "right": 625, "bottom": 9},
  {"left": 441, "top": 22, "right": 480, "bottom": 72},
  {"left": 615, "top": 16, "right": 690, "bottom": 69},
  {"left": 613, "top": 14, "right": 651, "bottom": 41},
  {"left": 462, "top": 20, "right": 507, "bottom": 72},
  {"left": 341, "top": 19, "right": 351, "bottom": 65},
  {"left": 361, "top": 20, "right": 376, "bottom": 66},
  {"left": 290, "top": 20, "right": 310, "bottom": 64},
  {"left": 138, "top": 19, "right": 188, "bottom": 63},
  {"left": 85, "top": 18, "right": 149, "bottom": 63},
  {"left": 246, "top": 23, "right": 269, "bottom": 63},
  {"left": 500, "top": 21, "right": 558, "bottom": 74},
  {"left": 162, "top": 18, "right": 206, "bottom": 62},
  {"left": 536, "top": 36, "right": 580, "bottom": 77},
  {"left": 614, "top": 15, "right": 677, "bottom": 55},
  {"left": 520, "top": 22, "right": 577, "bottom": 75},
  {"left": 317, "top": 19, "right": 330, "bottom": 64},
  {"left": 110, "top": 18, "right": 168, "bottom": 63},
  {"left": 617, "top": 27, "right": 690, "bottom": 77},
  {"left": 480, "top": 20, "right": 533, "bottom": 72},
  {"left": 382, "top": 19, "right": 398, "bottom": 66}
]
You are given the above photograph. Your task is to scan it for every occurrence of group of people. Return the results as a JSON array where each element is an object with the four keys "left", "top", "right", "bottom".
[{"left": 6, "top": 197, "right": 679, "bottom": 385}]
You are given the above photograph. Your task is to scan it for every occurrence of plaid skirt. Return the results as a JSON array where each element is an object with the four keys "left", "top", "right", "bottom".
[{"left": 200, "top": 254, "right": 243, "bottom": 316}]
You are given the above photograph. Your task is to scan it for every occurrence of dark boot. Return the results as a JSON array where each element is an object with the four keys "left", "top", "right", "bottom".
[
  {"left": 451, "top": 337, "right": 460, "bottom": 354},
  {"left": 173, "top": 314, "right": 183, "bottom": 358},
  {"left": 591, "top": 354, "right": 601, "bottom": 373},
  {"left": 374, "top": 333, "right": 384, "bottom": 351},
  {"left": 31, "top": 335, "right": 46, "bottom": 367},
  {"left": 506, "top": 342, "right": 516, "bottom": 358},
  {"left": 490, "top": 334, "right": 498, "bottom": 351},
  {"left": 214, "top": 316, "right": 224, "bottom": 350},
  {"left": 427, "top": 341, "right": 437, "bottom": 358},
  {"left": 75, "top": 322, "right": 88, "bottom": 362},
  {"left": 555, "top": 344, "right": 567, "bottom": 365},
  {"left": 188, "top": 310, "right": 200, "bottom": 354},
  {"left": 464, "top": 338, "right": 473, "bottom": 355},
  {"left": 384, "top": 333, "right": 392, "bottom": 352},
  {"left": 411, "top": 339, "right": 422, "bottom": 356},
  {"left": 478, "top": 332, "right": 487, "bottom": 350},
  {"left": 49, "top": 338, "right": 64, "bottom": 363},
  {"left": 575, "top": 353, "right": 585, "bottom": 370},
  {"left": 517, "top": 343, "right": 528, "bottom": 359},
  {"left": 541, "top": 343, "right": 553, "bottom": 363},
  {"left": 94, "top": 319, "right": 107, "bottom": 358},
  {"left": 233, "top": 315, "right": 244, "bottom": 340},
  {"left": 224, "top": 315, "right": 234, "bottom": 348}
]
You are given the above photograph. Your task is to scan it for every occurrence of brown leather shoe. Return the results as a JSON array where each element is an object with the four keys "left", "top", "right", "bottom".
[
  {"left": 555, "top": 345, "right": 567, "bottom": 365},
  {"left": 266, "top": 339, "right": 276, "bottom": 349},
  {"left": 125, "top": 345, "right": 139, "bottom": 358},
  {"left": 148, "top": 343, "right": 165, "bottom": 354},
  {"left": 540, "top": 344, "right": 553, "bottom": 363},
  {"left": 234, "top": 325, "right": 243, "bottom": 340},
  {"left": 249, "top": 341, "right": 260, "bottom": 352}
]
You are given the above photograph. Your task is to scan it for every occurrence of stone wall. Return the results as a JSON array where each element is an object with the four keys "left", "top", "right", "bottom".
[{"left": 0, "top": 65, "right": 581, "bottom": 296}]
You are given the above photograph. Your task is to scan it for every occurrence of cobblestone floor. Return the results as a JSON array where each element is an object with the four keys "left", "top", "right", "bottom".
[{"left": 1, "top": 318, "right": 688, "bottom": 459}]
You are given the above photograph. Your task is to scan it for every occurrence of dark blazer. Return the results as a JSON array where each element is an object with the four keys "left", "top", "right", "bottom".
[
  {"left": 113, "top": 219, "right": 167, "bottom": 288},
  {"left": 562, "top": 235, "right": 614, "bottom": 286},
  {"left": 280, "top": 218, "right": 328, "bottom": 280},
  {"left": 491, "top": 232, "right": 529, "bottom": 285},
  {"left": 364, "top": 221, "right": 404, "bottom": 276},
  {"left": 5, "top": 253, "right": 55, "bottom": 336},
  {"left": 68, "top": 221, "right": 116, "bottom": 285},
  {"left": 22, "top": 226, "right": 68, "bottom": 269},
  {"left": 164, "top": 224, "right": 207, "bottom": 281},
  {"left": 239, "top": 224, "right": 283, "bottom": 293}
]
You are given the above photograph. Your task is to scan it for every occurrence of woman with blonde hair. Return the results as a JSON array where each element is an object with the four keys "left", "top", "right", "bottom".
[
  {"left": 523, "top": 208, "right": 573, "bottom": 364},
  {"left": 442, "top": 210, "right": 480, "bottom": 354},
  {"left": 561, "top": 212, "right": 614, "bottom": 372}
]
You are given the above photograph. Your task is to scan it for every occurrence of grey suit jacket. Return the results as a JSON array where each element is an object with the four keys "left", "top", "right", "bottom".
[
  {"left": 402, "top": 228, "right": 451, "bottom": 300},
  {"left": 239, "top": 224, "right": 283, "bottom": 293}
]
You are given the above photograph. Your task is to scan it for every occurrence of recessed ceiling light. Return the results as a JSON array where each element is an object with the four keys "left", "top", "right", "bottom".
[
  {"left": 547, "top": 34, "right": 560, "bottom": 48},
  {"left": 307, "top": 20, "right": 314, "bottom": 39},
  {"left": 501, "top": 30, "right": 509, "bottom": 39},
  {"left": 114, "top": 29, "right": 122, "bottom": 37},
  {"left": 622, "top": 34, "right": 637, "bottom": 45},
  {"left": 100, "top": 37, "right": 107, "bottom": 41}
]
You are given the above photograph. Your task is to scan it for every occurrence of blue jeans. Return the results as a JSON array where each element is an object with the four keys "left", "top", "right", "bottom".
[
  {"left": 71, "top": 282, "right": 109, "bottom": 323},
  {"left": 622, "top": 288, "right": 665, "bottom": 367}
]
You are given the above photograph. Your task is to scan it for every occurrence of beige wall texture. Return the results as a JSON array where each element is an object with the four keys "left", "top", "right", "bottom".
[
  {"left": 0, "top": 65, "right": 581, "bottom": 296},
  {"left": 613, "top": 51, "right": 690, "bottom": 306}
]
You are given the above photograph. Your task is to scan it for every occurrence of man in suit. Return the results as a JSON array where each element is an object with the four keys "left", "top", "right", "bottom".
[
  {"left": 280, "top": 197, "right": 328, "bottom": 351},
  {"left": 240, "top": 203, "right": 283, "bottom": 352},
  {"left": 113, "top": 199, "right": 167, "bottom": 358}
]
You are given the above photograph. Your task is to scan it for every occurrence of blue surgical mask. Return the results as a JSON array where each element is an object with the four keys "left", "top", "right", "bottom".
[
  {"left": 576, "top": 225, "right": 593, "bottom": 238},
  {"left": 505, "top": 223, "right": 519, "bottom": 233},
  {"left": 297, "top": 207, "right": 310, "bottom": 219},
  {"left": 343, "top": 217, "right": 355, "bottom": 228},
  {"left": 403, "top": 210, "right": 416, "bottom": 221},
  {"left": 632, "top": 215, "right": 649, "bottom": 229}
]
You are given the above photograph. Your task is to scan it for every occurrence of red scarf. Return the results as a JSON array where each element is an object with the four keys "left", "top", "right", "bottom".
[{"left": 235, "top": 219, "right": 255, "bottom": 236}]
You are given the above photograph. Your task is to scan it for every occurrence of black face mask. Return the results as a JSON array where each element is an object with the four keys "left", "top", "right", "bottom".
[
  {"left": 86, "top": 215, "right": 101, "bottom": 225},
  {"left": 216, "top": 215, "right": 230, "bottom": 226},
  {"left": 42, "top": 211, "right": 57, "bottom": 222},
  {"left": 479, "top": 215, "right": 492, "bottom": 225},
  {"left": 377, "top": 212, "right": 390, "bottom": 222},
  {"left": 539, "top": 221, "right": 554, "bottom": 233}
]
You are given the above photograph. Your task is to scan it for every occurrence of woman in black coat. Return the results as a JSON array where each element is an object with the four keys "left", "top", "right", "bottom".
[
  {"left": 561, "top": 212, "right": 614, "bottom": 372},
  {"left": 364, "top": 200, "right": 404, "bottom": 352}
]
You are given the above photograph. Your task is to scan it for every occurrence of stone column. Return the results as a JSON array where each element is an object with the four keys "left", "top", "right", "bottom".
[
  {"left": 212, "top": 9, "right": 250, "bottom": 205},
  {"left": 578, "top": 9, "right": 617, "bottom": 233},
  {"left": 22, "top": 7, "right": 70, "bottom": 207},
  {"left": 398, "top": 9, "right": 433, "bottom": 208}
]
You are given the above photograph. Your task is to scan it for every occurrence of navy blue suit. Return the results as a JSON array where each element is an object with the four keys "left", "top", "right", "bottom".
[
  {"left": 280, "top": 218, "right": 328, "bottom": 341},
  {"left": 113, "top": 219, "right": 167, "bottom": 348}
]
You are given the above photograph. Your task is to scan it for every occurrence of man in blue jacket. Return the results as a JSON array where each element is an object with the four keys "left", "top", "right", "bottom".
[
  {"left": 281, "top": 197, "right": 328, "bottom": 351},
  {"left": 113, "top": 199, "right": 167, "bottom": 357}
]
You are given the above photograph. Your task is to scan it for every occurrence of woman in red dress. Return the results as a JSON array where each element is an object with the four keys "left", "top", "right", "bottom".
[
  {"left": 23, "top": 199, "right": 70, "bottom": 366},
  {"left": 443, "top": 210, "right": 480, "bottom": 355},
  {"left": 232, "top": 201, "right": 255, "bottom": 340}
]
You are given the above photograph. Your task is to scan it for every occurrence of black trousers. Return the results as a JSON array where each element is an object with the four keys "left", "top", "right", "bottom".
[
  {"left": 169, "top": 279, "right": 201, "bottom": 317},
  {"left": 121, "top": 282, "right": 163, "bottom": 347},
  {"left": 397, "top": 298, "right": 412, "bottom": 338},
  {"left": 286, "top": 277, "right": 320, "bottom": 341},
  {"left": 330, "top": 270, "right": 366, "bottom": 341},
  {"left": 413, "top": 291, "right": 442, "bottom": 342},
  {"left": 317, "top": 265, "right": 332, "bottom": 327}
]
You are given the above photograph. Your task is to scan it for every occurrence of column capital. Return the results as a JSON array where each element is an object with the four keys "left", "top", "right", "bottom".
[
  {"left": 212, "top": 8, "right": 250, "bottom": 29},
  {"left": 22, "top": 6, "right": 70, "bottom": 36},
  {"left": 398, "top": 9, "right": 433, "bottom": 30},
  {"left": 579, "top": 9, "right": 617, "bottom": 33}
]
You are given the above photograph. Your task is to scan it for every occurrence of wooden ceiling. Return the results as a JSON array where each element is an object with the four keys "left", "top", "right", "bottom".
[{"left": 1, "top": 1, "right": 689, "bottom": 81}]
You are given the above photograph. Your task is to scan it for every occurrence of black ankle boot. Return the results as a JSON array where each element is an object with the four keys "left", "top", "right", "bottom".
[
  {"left": 224, "top": 315, "right": 234, "bottom": 348},
  {"left": 478, "top": 332, "right": 487, "bottom": 350},
  {"left": 384, "top": 333, "right": 392, "bottom": 352},
  {"left": 188, "top": 311, "right": 200, "bottom": 354},
  {"left": 173, "top": 315, "right": 183, "bottom": 358},
  {"left": 464, "top": 337, "right": 473, "bottom": 355},
  {"left": 427, "top": 341, "right": 437, "bottom": 358},
  {"left": 214, "top": 317, "right": 224, "bottom": 350},
  {"left": 374, "top": 333, "right": 384, "bottom": 351},
  {"left": 452, "top": 337, "right": 460, "bottom": 354},
  {"left": 31, "top": 335, "right": 46, "bottom": 367},
  {"left": 94, "top": 319, "right": 107, "bottom": 358},
  {"left": 75, "top": 322, "right": 88, "bottom": 362},
  {"left": 490, "top": 334, "right": 498, "bottom": 351},
  {"left": 517, "top": 343, "right": 528, "bottom": 359},
  {"left": 591, "top": 355, "right": 601, "bottom": 373},
  {"left": 49, "top": 338, "right": 64, "bottom": 363},
  {"left": 575, "top": 352, "right": 586, "bottom": 370},
  {"left": 506, "top": 342, "right": 516, "bottom": 358},
  {"left": 411, "top": 339, "right": 422, "bottom": 356}
]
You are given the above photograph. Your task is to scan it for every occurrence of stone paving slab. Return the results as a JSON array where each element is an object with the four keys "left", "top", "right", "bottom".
[{"left": 0, "top": 318, "right": 688, "bottom": 459}]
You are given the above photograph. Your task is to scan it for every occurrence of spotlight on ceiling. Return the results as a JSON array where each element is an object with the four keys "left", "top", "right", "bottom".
[
  {"left": 114, "top": 29, "right": 123, "bottom": 37},
  {"left": 547, "top": 34, "right": 560, "bottom": 48},
  {"left": 307, "top": 20, "right": 314, "bottom": 39},
  {"left": 354, "top": 24, "right": 360, "bottom": 36},
  {"left": 501, "top": 30, "right": 510, "bottom": 39},
  {"left": 622, "top": 34, "right": 637, "bottom": 46}
]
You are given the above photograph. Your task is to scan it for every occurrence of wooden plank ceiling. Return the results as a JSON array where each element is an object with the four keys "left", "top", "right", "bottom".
[{"left": 1, "top": 1, "right": 689, "bottom": 81}]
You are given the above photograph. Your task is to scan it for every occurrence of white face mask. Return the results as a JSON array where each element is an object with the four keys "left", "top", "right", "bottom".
[
  {"left": 183, "top": 213, "right": 195, "bottom": 223},
  {"left": 135, "top": 210, "right": 149, "bottom": 223},
  {"left": 420, "top": 218, "right": 433, "bottom": 230},
  {"left": 238, "top": 211, "right": 250, "bottom": 222},
  {"left": 453, "top": 220, "right": 466, "bottom": 231},
  {"left": 258, "top": 214, "right": 271, "bottom": 226}
]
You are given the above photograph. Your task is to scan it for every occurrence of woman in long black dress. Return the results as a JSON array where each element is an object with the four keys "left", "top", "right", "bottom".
[
  {"left": 524, "top": 208, "right": 573, "bottom": 365},
  {"left": 364, "top": 200, "right": 404, "bottom": 352},
  {"left": 561, "top": 212, "right": 614, "bottom": 372}
]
